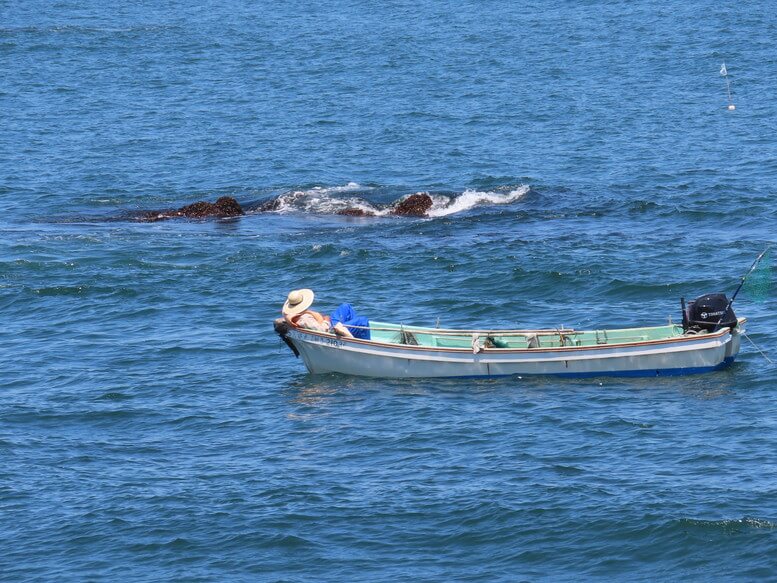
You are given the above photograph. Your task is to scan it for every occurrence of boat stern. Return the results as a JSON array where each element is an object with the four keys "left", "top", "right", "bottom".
[{"left": 725, "top": 317, "right": 747, "bottom": 362}]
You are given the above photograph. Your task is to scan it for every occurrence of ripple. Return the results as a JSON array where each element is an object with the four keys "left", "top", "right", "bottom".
[{"left": 3, "top": 1, "right": 777, "bottom": 580}]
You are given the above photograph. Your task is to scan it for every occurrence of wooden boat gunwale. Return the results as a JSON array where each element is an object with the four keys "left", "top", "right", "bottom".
[{"left": 284, "top": 318, "right": 744, "bottom": 355}]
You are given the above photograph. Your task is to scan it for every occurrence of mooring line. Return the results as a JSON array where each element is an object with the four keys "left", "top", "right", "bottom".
[{"left": 744, "top": 332, "right": 773, "bottom": 364}]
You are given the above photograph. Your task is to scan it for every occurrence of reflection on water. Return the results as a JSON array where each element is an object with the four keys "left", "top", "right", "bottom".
[{"left": 281, "top": 365, "right": 747, "bottom": 410}]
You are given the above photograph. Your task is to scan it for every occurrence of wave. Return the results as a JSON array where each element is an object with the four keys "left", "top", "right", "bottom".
[
  {"left": 427, "top": 187, "right": 529, "bottom": 217},
  {"left": 262, "top": 183, "right": 379, "bottom": 215},
  {"left": 675, "top": 517, "right": 776, "bottom": 532},
  {"left": 257, "top": 183, "right": 529, "bottom": 217}
]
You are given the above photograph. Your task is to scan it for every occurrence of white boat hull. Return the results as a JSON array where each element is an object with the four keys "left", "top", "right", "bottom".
[{"left": 285, "top": 326, "right": 741, "bottom": 379}]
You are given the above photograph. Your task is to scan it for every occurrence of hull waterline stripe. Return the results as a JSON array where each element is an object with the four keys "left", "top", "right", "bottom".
[{"left": 309, "top": 357, "right": 736, "bottom": 380}]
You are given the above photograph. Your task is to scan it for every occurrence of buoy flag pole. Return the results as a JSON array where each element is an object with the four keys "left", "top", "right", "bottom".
[{"left": 720, "top": 63, "right": 735, "bottom": 110}]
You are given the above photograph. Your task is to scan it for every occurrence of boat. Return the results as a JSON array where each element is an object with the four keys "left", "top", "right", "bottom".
[{"left": 273, "top": 292, "right": 745, "bottom": 379}]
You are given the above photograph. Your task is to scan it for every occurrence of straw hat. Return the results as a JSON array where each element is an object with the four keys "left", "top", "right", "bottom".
[{"left": 283, "top": 288, "right": 314, "bottom": 316}]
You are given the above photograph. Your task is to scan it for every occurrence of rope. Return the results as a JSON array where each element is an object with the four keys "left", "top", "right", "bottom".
[
  {"left": 339, "top": 324, "right": 579, "bottom": 336},
  {"left": 743, "top": 332, "right": 773, "bottom": 364}
]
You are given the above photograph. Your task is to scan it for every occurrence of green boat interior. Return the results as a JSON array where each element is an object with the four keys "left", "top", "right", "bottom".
[{"left": 368, "top": 322, "right": 695, "bottom": 349}]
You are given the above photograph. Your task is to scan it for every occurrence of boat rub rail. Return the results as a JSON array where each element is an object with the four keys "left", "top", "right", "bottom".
[{"left": 287, "top": 318, "right": 745, "bottom": 354}]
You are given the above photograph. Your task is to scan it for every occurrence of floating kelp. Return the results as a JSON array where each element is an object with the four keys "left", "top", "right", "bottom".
[{"left": 135, "top": 196, "right": 244, "bottom": 221}]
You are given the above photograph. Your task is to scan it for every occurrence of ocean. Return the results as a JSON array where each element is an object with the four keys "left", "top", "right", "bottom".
[{"left": 2, "top": 0, "right": 776, "bottom": 580}]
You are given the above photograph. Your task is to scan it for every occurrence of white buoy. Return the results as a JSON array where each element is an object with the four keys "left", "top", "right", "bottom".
[{"left": 720, "top": 63, "right": 735, "bottom": 110}]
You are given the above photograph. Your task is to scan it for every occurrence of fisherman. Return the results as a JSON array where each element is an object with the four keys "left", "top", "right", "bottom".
[
  {"left": 329, "top": 302, "right": 371, "bottom": 340},
  {"left": 283, "top": 289, "right": 371, "bottom": 340}
]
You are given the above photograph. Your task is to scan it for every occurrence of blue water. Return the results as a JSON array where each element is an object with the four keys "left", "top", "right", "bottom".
[{"left": 2, "top": 1, "right": 777, "bottom": 580}]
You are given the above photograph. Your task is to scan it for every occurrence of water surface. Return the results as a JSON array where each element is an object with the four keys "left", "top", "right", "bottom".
[{"left": 2, "top": 0, "right": 777, "bottom": 580}]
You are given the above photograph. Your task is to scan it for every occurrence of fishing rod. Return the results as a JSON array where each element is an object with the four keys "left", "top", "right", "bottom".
[{"left": 714, "top": 246, "right": 771, "bottom": 330}]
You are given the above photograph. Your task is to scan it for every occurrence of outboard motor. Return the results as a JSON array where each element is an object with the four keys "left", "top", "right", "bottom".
[{"left": 682, "top": 293, "right": 738, "bottom": 332}]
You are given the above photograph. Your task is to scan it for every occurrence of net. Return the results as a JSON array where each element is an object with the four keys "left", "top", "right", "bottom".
[{"left": 743, "top": 250, "right": 772, "bottom": 303}]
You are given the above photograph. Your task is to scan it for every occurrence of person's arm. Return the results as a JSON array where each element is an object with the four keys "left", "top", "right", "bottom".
[{"left": 332, "top": 322, "right": 354, "bottom": 338}]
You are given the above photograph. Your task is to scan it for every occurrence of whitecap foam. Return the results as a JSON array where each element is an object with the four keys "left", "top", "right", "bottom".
[
  {"left": 426, "top": 186, "right": 529, "bottom": 217},
  {"left": 324, "top": 182, "right": 366, "bottom": 193},
  {"left": 268, "top": 183, "right": 379, "bottom": 215},
  {"left": 265, "top": 183, "right": 529, "bottom": 217}
]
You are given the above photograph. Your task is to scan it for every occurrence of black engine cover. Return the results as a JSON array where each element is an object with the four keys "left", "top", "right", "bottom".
[{"left": 684, "top": 293, "right": 737, "bottom": 331}]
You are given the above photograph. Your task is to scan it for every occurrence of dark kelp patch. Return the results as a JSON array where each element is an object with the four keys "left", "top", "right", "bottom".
[{"left": 134, "top": 196, "right": 244, "bottom": 221}]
